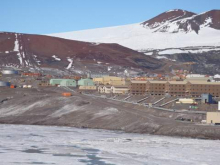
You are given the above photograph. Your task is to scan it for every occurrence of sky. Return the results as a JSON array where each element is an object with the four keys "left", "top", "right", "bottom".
[{"left": 1, "top": 0, "right": 220, "bottom": 34}]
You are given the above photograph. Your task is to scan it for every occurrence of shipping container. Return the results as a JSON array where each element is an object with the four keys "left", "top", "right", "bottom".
[
  {"left": 62, "top": 93, "right": 72, "bottom": 97},
  {"left": 10, "top": 85, "right": 15, "bottom": 88}
]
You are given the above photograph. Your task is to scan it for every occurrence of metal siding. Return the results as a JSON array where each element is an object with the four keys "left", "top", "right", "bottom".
[
  {"left": 60, "top": 80, "right": 76, "bottom": 87},
  {"left": 50, "top": 79, "right": 76, "bottom": 87},
  {"left": 78, "top": 79, "right": 94, "bottom": 86}
]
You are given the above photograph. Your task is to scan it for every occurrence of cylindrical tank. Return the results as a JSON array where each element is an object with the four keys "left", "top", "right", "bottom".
[
  {"left": 0, "top": 81, "right": 10, "bottom": 87},
  {"left": 1, "top": 70, "right": 18, "bottom": 75}
]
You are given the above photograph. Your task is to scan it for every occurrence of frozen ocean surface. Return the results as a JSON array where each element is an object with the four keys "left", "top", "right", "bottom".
[{"left": 0, "top": 125, "right": 220, "bottom": 165}]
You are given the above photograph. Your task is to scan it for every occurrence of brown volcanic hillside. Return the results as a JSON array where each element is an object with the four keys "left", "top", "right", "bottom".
[
  {"left": 0, "top": 32, "right": 162, "bottom": 71},
  {"left": 194, "top": 10, "right": 220, "bottom": 30},
  {"left": 142, "top": 9, "right": 220, "bottom": 33}
]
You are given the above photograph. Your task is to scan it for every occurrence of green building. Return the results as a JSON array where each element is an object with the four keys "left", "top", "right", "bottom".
[
  {"left": 49, "top": 79, "right": 76, "bottom": 87},
  {"left": 49, "top": 79, "right": 62, "bottom": 85},
  {"left": 78, "top": 78, "right": 94, "bottom": 86}
]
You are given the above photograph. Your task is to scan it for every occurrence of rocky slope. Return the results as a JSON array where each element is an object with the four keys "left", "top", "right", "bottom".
[{"left": 0, "top": 87, "right": 220, "bottom": 140}]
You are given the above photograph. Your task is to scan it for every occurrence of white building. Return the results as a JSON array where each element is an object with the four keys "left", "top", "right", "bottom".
[
  {"left": 103, "top": 86, "right": 112, "bottom": 94},
  {"left": 111, "top": 85, "right": 129, "bottom": 94},
  {"left": 98, "top": 85, "right": 104, "bottom": 93},
  {"left": 186, "top": 74, "right": 206, "bottom": 78},
  {"left": 98, "top": 85, "right": 112, "bottom": 94},
  {"left": 185, "top": 74, "right": 213, "bottom": 82}
]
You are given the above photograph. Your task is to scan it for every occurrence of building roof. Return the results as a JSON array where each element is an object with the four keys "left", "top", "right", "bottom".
[
  {"left": 112, "top": 85, "right": 128, "bottom": 88},
  {"left": 148, "top": 81, "right": 167, "bottom": 84},
  {"left": 131, "top": 80, "right": 147, "bottom": 84},
  {"left": 103, "top": 76, "right": 121, "bottom": 78},
  {"left": 131, "top": 80, "right": 220, "bottom": 85},
  {"left": 186, "top": 74, "right": 206, "bottom": 78},
  {"left": 168, "top": 81, "right": 188, "bottom": 84},
  {"left": 214, "top": 74, "right": 220, "bottom": 79},
  {"left": 78, "top": 78, "right": 93, "bottom": 81},
  {"left": 104, "top": 85, "right": 112, "bottom": 88},
  {"left": 188, "top": 81, "right": 220, "bottom": 85},
  {"left": 50, "top": 79, "right": 76, "bottom": 81}
]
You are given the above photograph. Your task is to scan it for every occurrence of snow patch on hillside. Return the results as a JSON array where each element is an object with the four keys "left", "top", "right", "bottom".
[
  {"left": 107, "top": 66, "right": 112, "bottom": 71},
  {"left": 14, "top": 34, "right": 23, "bottom": 65},
  {"left": 200, "top": 17, "right": 213, "bottom": 28},
  {"left": 66, "top": 57, "right": 73, "bottom": 69},
  {"left": 0, "top": 100, "right": 50, "bottom": 117},
  {"left": 50, "top": 104, "right": 81, "bottom": 118},
  {"left": 33, "top": 55, "right": 41, "bottom": 65},
  {"left": 158, "top": 47, "right": 220, "bottom": 54},
  {"left": 166, "top": 9, "right": 181, "bottom": 13},
  {"left": 52, "top": 55, "right": 61, "bottom": 61},
  {"left": 13, "top": 34, "right": 19, "bottom": 52},
  {"left": 156, "top": 56, "right": 168, "bottom": 59},
  {"left": 95, "top": 107, "right": 119, "bottom": 117},
  {"left": 91, "top": 42, "right": 100, "bottom": 46}
]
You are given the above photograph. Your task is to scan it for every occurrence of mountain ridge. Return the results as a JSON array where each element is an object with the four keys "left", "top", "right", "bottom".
[
  {"left": 142, "top": 9, "right": 220, "bottom": 33},
  {"left": 49, "top": 9, "right": 220, "bottom": 52}
]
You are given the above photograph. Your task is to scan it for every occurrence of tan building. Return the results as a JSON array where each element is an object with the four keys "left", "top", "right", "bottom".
[
  {"left": 187, "top": 81, "right": 220, "bottom": 97},
  {"left": 129, "top": 81, "right": 147, "bottom": 95},
  {"left": 167, "top": 81, "right": 189, "bottom": 97},
  {"left": 93, "top": 77, "right": 103, "bottom": 84},
  {"left": 93, "top": 76, "right": 125, "bottom": 85},
  {"left": 206, "top": 112, "right": 220, "bottom": 124},
  {"left": 146, "top": 81, "right": 167, "bottom": 95},
  {"left": 176, "top": 98, "right": 196, "bottom": 104},
  {"left": 111, "top": 85, "right": 129, "bottom": 94},
  {"left": 79, "top": 86, "right": 97, "bottom": 90},
  {"left": 129, "top": 80, "right": 220, "bottom": 97},
  {"left": 109, "top": 79, "right": 126, "bottom": 86}
]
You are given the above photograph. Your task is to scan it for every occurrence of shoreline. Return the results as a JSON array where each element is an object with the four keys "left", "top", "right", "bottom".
[{"left": 0, "top": 123, "right": 216, "bottom": 141}]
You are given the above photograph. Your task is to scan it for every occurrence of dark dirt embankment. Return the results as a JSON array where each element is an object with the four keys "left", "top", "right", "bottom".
[{"left": 0, "top": 87, "right": 220, "bottom": 140}]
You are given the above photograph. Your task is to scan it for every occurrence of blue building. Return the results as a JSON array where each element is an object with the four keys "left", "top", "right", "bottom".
[{"left": 201, "top": 94, "right": 213, "bottom": 104}]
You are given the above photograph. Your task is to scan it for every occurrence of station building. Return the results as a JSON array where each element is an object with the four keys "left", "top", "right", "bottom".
[
  {"left": 49, "top": 79, "right": 76, "bottom": 87},
  {"left": 129, "top": 80, "right": 220, "bottom": 97},
  {"left": 111, "top": 85, "right": 129, "bottom": 94},
  {"left": 206, "top": 112, "right": 220, "bottom": 124},
  {"left": 93, "top": 76, "right": 125, "bottom": 85},
  {"left": 78, "top": 78, "right": 94, "bottom": 86},
  {"left": 128, "top": 81, "right": 147, "bottom": 95}
]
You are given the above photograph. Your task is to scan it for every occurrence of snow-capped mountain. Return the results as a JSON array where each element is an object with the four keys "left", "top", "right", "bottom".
[
  {"left": 50, "top": 9, "right": 220, "bottom": 54},
  {"left": 1, "top": 9, "right": 220, "bottom": 75},
  {"left": 142, "top": 9, "right": 220, "bottom": 33}
]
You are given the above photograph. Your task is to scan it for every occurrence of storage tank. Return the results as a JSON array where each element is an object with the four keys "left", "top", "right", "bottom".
[
  {"left": 177, "top": 98, "right": 195, "bottom": 104},
  {"left": 0, "top": 81, "right": 10, "bottom": 87},
  {"left": 1, "top": 69, "right": 18, "bottom": 75},
  {"left": 23, "top": 85, "right": 28, "bottom": 88}
]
